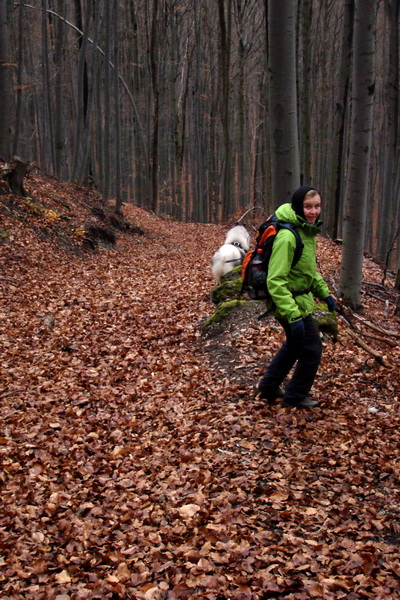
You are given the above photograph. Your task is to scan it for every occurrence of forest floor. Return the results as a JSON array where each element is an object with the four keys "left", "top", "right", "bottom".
[{"left": 0, "top": 175, "right": 399, "bottom": 600}]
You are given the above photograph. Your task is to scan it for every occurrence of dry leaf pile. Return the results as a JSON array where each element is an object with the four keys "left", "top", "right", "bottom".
[{"left": 0, "top": 176, "right": 399, "bottom": 599}]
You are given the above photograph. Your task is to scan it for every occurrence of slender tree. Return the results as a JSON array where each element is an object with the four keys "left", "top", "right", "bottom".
[
  {"left": 70, "top": 4, "right": 91, "bottom": 183},
  {"left": 339, "top": 0, "right": 376, "bottom": 308},
  {"left": 0, "top": 0, "right": 11, "bottom": 160},
  {"left": 102, "top": 0, "right": 112, "bottom": 201},
  {"left": 149, "top": 0, "right": 160, "bottom": 214},
  {"left": 113, "top": 0, "right": 122, "bottom": 213},
  {"left": 76, "top": 1, "right": 103, "bottom": 186},
  {"left": 217, "top": 0, "right": 233, "bottom": 219},
  {"left": 298, "top": 0, "right": 312, "bottom": 184},
  {"left": 12, "top": 0, "right": 24, "bottom": 157},
  {"left": 377, "top": 0, "right": 400, "bottom": 266},
  {"left": 41, "top": 0, "right": 55, "bottom": 174},
  {"left": 268, "top": 0, "right": 300, "bottom": 205},
  {"left": 327, "top": 0, "right": 354, "bottom": 239},
  {"left": 53, "top": 0, "right": 66, "bottom": 178}
]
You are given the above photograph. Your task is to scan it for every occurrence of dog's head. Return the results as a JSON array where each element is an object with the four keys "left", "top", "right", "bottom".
[{"left": 224, "top": 224, "right": 250, "bottom": 251}]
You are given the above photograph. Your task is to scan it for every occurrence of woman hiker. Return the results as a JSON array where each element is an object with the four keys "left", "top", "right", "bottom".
[{"left": 257, "top": 185, "right": 336, "bottom": 408}]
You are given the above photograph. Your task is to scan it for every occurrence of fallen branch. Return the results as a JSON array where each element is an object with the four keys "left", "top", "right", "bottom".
[
  {"left": 344, "top": 326, "right": 394, "bottom": 368},
  {"left": 365, "top": 291, "right": 397, "bottom": 305},
  {"left": 352, "top": 313, "right": 400, "bottom": 338},
  {"left": 236, "top": 206, "right": 268, "bottom": 224},
  {"left": 359, "top": 330, "right": 397, "bottom": 348}
]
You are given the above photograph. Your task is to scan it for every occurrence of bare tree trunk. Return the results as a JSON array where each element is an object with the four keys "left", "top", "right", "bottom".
[
  {"left": 328, "top": 0, "right": 354, "bottom": 240},
  {"left": 0, "top": 0, "right": 11, "bottom": 160},
  {"left": 53, "top": 0, "right": 66, "bottom": 178},
  {"left": 339, "top": 0, "right": 376, "bottom": 309},
  {"left": 41, "top": 0, "right": 55, "bottom": 174},
  {"left": 113, "top": 0, "right": 122, "bottom": 213},
  {"left": 192, "top": 26, "right": 203, "bottom": 222},
  {"left": 4, "top": 156, "right": 32, "bottom": 196},
  {"left": 102, "top": 0, "right": 112, "bottom": 202},
  {"left": 70, "top": 3, "right": 91, "bottom": 183},
  {"left": 76, "top": 2, "right": 102, "bottom": 186},
  {"left": 235, "top": 0, "right": 249, "bottom": 212},
  {"left": 95, "top": 62, "right": 104, "bottom": 191},
  {"left": 128, "top": 1, "right": 149, "bottom": 209},
  {"left": 377, "top": 0, "right": 400, "bottom": 267},
  {"left": 268, "top": 0, "right": 300, "bottom": 205},
  {"left": 12, "top": 0, "right": 24, "bottom": 157},
  {"left": 299, "top": 0, "right": 312, "bottom": 184},
  {"left": 218, "top": 0, "right": 233, "bottom": 219},
  {"left": 150, "top": 0, "right": 160, "bottom": 214}
]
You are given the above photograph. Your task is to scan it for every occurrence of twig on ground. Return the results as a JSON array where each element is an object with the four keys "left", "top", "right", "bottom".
[
  {"left": 352, "top": 313, "right": 400, "bottom": 338},
  {"left": 359, "top": 330, "right": 397, "bottom": 348},
  {"left": 344, "top": 326, "right": 394, "bottom": 369}
]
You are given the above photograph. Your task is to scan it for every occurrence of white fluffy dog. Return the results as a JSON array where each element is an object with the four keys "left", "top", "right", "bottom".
[{"left": 211, "top": 224, "right": 251, "bottom": 283}]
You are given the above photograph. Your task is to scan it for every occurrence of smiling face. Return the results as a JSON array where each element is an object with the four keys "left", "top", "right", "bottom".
[{"left": 303, "top": 193, "right": 321, "bottom": 224}]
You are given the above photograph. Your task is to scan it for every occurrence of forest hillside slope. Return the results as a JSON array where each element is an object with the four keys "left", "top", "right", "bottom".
[{"left": 0, "top": 175, "right": 399, "bottom": 600}]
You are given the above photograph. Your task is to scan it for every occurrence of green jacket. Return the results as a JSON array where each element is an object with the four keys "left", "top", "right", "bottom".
[{"left": 266, "top": 203, "right": 330, "bottom": 323}]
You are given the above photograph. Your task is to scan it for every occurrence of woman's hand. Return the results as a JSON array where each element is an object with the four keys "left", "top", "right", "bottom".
[{"left": 325, "top": 295, "right": 336, "bottom": 312}]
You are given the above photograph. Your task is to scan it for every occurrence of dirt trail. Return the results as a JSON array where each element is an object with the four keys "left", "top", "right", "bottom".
[{"left": 1, "top": 204, "right": 399, "bottom": 599}]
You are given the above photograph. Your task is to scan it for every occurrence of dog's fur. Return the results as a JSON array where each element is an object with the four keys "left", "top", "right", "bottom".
[{"left": 211, "top": 224, "right": 251, "bottom": 283}]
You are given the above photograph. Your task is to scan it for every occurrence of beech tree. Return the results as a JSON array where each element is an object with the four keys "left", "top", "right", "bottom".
[
  {"left": 377, "top": 0, "right": 400, "bottom": 271},
  {"left": 217, "top": 0, "right": 233, "bottom": 220},
  {"left": 339, "top": 0, "right": 376, "bottom": 308},
  {"left": 267, "top": 0, "right": 300, "bottom": 205},
  {"left": 0, "top": 0, "right": 11, "bottom": 160},
  {"left": 326, "top": 0, "right": 354, "bottom": 239}
]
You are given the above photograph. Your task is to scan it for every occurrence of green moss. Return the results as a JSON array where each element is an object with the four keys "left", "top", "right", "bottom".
[
  {"left": 313, "top": 302, "right": 338, "bottom": 342},
  {"left": 204, "top": 300, "right": 249, "bottom": 327},
  {"left": 211, "top": 277, "right": 243, "bottom": 304},
  {"left": 211, "top": 265, "right": 243, "bottom": 304},
  {"left": 220, "top": 265, "right": 242, "bottom": 282}
]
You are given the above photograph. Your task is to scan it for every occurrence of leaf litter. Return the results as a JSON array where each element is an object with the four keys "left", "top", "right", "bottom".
[{"left": 0, "top": 175, "right": 399, "bottom": 599}]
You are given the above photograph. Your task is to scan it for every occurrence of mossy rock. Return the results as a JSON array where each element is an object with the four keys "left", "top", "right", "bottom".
[
  {"left": 220, "top": 265, "right": 242, "bottom": 283},
  {"left": 204, "top": 296, "right": 338, "bottom": 341},
  {"left": 211, "top": 265, "right": 243, "bottom": 304},
  {"left": 203, "top": 299, "right": 251, "bottom": 328},
  {"left": 211, "top": 277, "right": 243, "bottom": 304},
  {"left": 313, "top": 302, "right": 338, "bottom": 342}
]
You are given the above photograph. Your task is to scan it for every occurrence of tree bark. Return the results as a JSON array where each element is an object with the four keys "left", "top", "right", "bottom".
[
  {"left": 299, "top": 0, "right": 312, "bottom": 185},
  {"left": 113, "top": 0, "right": 122, "bottom": 213},
  {"left": 328, "top": 0, "right": 354, "bottom": 240},
  {"left": 218, "top": 0, "right": 233, "bottom": 219},
  {"left": 268, "top": 0, "right": 300, "bottom": 205},
  {"left": 102, "top": 0, "right": 112, "bottom": 202},
  {"left": 12, "top": 0, "right": 24, "bottom": 157},
  {"left": 377, "top": 0, "right": 400, "bottom": 267},
  {"left": 4, "top": 156, "right": 32, "bottom": 196},
  {"left": 0, "top": 0, "right": 11, "bottom": 160},
  {"left": 53, "top": 0, "right": 66, "bottom": 179},
  {"left": 149, "top": 0, "right": 160, "bottom": 214},
  {"left": 339, "top": 0, "right": 376, "bottom": 309},
  {"left": 41, "top": 0, "right": 55, "bottom": 174}
]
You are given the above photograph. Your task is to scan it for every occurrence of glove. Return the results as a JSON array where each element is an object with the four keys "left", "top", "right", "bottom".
[
  {"left": 290, "top": 318, "right": 305, "bottom": 343},
  {"left": 325, "top": 295, "right": 336, "bottom": 312}
]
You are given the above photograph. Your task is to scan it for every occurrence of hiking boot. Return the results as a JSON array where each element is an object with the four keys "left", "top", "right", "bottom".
[
  {"left": 258, "top": 387, "right": 285, "bottom": 404},
  {"left": 281, "top": 397, "right": 320, "bottom": 408}
]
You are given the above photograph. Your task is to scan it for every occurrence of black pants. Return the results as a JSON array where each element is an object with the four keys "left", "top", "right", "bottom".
[{"left": 258, "top": 315, "right": 322, "bottom": 403}]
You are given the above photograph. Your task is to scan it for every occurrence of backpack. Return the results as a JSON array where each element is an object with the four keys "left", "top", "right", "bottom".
[{"left": 241, "top": 214, "right": 303, "bottom": 300}]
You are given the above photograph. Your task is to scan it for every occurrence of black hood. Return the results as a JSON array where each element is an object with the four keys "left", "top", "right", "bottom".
[{"left": 291, "top": 185, "right": 319, "bottom": 218}]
